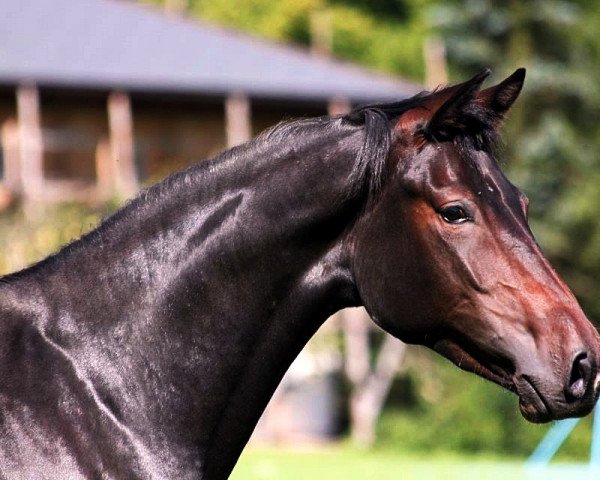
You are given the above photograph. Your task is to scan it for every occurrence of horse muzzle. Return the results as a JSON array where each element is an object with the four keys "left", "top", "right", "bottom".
[{"left": 514, "top": 350, "right": 600, "bottom": 423}]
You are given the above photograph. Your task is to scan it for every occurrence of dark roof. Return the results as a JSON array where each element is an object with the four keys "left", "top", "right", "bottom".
[{"left": 0, "top": 0, "right": 420, "bottom": 103}]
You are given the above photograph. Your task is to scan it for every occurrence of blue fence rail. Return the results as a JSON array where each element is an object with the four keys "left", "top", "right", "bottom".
[{"left": 526, "top": 407, "right": 600, "bottom": 472}]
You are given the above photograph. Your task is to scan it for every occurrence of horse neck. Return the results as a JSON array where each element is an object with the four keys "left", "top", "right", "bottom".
[
  {"left": 170, "top": 130, "right": 364, "bottom": 477},
  {"left": 4, "top": 125, "right": 365, "bottom": 477}
]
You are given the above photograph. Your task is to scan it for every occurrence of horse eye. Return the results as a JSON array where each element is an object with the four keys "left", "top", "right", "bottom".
[{"left": 440, "top": 205, "right": 470, "bottom": 224}]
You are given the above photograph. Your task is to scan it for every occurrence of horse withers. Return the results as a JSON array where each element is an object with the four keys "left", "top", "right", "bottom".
[{"left": 0, "top": 69, "right": 597, "bottom": 479}]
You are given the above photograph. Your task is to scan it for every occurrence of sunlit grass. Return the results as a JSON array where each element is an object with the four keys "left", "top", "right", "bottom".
[{"left": 231, "top": 446, "right": 596, "bottom": 480}]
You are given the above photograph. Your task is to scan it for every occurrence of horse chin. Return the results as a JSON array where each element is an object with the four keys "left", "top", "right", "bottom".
[
  {"left": 514, "top": 376, "right": 552, "bottom": 423},
  {"left": 518, "top": 397, "right": 551, "bottom": 423}
]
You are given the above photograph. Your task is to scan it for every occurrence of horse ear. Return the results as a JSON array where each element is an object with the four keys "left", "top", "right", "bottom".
[
  {"left": 476, "top": 68, "right": 526, "bottom": 123},
  {"left": 424, "top": 69, "right": 491, "bottom": 141}
]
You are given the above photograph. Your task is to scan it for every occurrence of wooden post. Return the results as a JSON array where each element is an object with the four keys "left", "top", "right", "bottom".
[
  {"left": 107, "top": 91, "right": 138, "bottom": 199},
  {"left": 16, "top": 84, "right": 44, "bottom": 213},
  {"left": 225, "top": 92, "right": 251, "bottom": 149},
  {"left": 423, "top": 36, "right": 448, "bottom": 90},
  {"left": 342, "top": 307, "right": 407, "bottom": 447},
  {"left": 1, "top": 118, "right": 21, "bottom": 193},
  {"left": 95, "top": 137, "right": 113, "bottom": 201},
  {"left": 327, "top": 96, "right": 351, "bottom": 116}
]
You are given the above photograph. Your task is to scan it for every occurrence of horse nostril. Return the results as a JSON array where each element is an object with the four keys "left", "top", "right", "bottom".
[{"left": 566, "top": 352, "right": 592, "bottom": 401}]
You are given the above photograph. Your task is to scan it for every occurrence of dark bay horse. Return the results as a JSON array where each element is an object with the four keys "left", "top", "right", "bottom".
[{"left": 0, "top": 69, "right": 598, "bottom": 479}]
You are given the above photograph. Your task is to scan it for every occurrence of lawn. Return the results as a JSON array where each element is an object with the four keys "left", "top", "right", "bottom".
[{"left": 230, "top": 446, "right": 596, "bottom": 480}]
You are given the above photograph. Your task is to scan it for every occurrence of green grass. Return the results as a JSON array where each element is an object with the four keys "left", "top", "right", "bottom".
[{"left": 230, "top": 446, "right": 596, "bottom": 480}]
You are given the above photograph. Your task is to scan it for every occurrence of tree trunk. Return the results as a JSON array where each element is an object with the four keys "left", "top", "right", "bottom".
[{"left": 342, "top": 307, "right": 407, "bottom": 447}]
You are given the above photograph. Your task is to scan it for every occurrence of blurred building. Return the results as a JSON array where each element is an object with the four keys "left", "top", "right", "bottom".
[{"left": 0, "top": 0, "right": 418, "bottom": 207}]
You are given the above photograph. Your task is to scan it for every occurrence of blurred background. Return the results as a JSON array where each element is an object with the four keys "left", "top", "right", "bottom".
[{"left": 1, "top": 0, "right": 600, "bottom": 478}]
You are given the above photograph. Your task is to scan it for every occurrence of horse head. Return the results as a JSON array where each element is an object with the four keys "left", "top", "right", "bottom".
[{"left": 351, "top": 69, "right": 600, "bottom": 423}]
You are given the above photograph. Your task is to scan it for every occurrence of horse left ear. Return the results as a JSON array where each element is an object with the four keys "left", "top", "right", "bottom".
[
  {"left": 423, "top": 69, "right": 491, "bottom": 141},
  {"left": 476, "top": 68, "right": 526, "bottom": 123}
]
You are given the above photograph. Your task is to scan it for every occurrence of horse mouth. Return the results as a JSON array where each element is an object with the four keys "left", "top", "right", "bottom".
[{"left": 432, "top": 338, "right": 516, "bottom": 393}]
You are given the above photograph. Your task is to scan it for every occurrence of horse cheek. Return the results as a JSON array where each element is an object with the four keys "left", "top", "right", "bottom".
[{"left": 352, "top": 221, "right": 441, "bottom": 342}]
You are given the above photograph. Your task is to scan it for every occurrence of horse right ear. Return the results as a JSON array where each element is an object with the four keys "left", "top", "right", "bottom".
[{"left": 476, "top": 68, "right": 526, "bottom": 124}]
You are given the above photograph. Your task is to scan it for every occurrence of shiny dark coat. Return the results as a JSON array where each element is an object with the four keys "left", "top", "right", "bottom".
[
  {"left": 0, "top": 116, "right": 371, "bottom": 479},
  {"left": 1, "top": 70, "right": 599, "bottom": 479}
]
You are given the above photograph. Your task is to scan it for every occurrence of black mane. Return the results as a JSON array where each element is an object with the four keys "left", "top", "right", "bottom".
[
  {"left": 262, "top": 84, "right": 502, "bottom": 201},
  {"left": 259, "top": 92, "right": 432, "bottom": 200}
]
